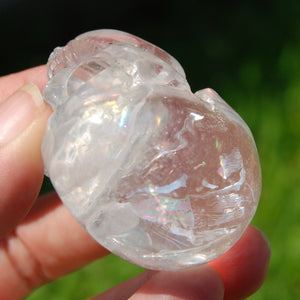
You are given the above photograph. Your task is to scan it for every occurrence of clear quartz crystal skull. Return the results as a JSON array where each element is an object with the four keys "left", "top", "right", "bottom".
[{"left": 42, "top": 29, "right": 261, "bottom": 270}]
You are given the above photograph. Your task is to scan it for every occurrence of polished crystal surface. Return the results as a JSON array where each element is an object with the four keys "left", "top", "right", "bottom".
[{"left": 42, "top": 29, "right": 261, "bottom": 270}]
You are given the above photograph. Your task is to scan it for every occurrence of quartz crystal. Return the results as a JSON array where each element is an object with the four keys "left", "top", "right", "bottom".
[{"left": 42, "top": 29, "right": 261, "bottom": 270}]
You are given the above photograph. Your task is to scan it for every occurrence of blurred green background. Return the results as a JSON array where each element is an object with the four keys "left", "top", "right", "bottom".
[{"left": 1, "top": 0, "right": 299, "bottom": 299}]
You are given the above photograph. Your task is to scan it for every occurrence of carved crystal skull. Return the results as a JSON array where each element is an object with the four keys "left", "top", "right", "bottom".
[{"left": 41, "top": 29, "right": 261, "bottom": 270}]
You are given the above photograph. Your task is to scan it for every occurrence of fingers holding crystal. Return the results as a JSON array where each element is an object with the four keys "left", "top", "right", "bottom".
[
  {"left": 15, "top": 192, "right": 109, "bottom": 281},
  {"left": 209, "top": 226, "right": 271, "bottom": 300},
  {"left": 91, "top": 226, "right": 270, "bottom": 300},
  {"left": 0, "top": 192, "right": 109, "bottom": 300},
  {"left": 0, "top": 66, "right": 47, "bottom": 103},
  {"left": 0, "top": 82, "right": 52, "bottom": 238}
]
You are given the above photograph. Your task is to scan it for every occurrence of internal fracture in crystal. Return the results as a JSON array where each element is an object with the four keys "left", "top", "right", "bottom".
[{"left": 42, "top": 29, "right": 261, "bottom": 270}]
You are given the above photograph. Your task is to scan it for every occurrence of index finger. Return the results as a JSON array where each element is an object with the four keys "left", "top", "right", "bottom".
[
  {"left": 209, "top": 226, "right": 271, "bottom": 300},
  {"left": 0, "top": 65, "right": 47, "bottom": 103}
]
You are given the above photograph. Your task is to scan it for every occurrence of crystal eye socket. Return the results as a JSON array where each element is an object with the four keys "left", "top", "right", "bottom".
[
  {"left": 45, "top": 35, "right": 190, "bottom": 111},
  {"left": 48, "top": 29, "right": 185, "bottom": 80}
]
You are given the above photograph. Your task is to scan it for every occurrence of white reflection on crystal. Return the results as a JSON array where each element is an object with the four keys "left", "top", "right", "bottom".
[
  {"left": 190, "top": 112, "right": 204, "bottom": 122},
  {"left": 133, "top": 173, "right": 188, "bottom": 195},
  {"left": 218, "top": 148, "right": 243, "bottom": 179},
  {"left": 119, "top": 106, "right": 129, "bottom": 127},
  {"left": 202, "top": 179, "right": 218, "bottom": 190},
  {"left": 127, "top": 173, "right": 195, "bottom": 241},
  {"left": 203, "top": 162, "right": 245, "bottom": 198},
  {"left": 219, "top": 168, "right": 246, "bottom": 194}
]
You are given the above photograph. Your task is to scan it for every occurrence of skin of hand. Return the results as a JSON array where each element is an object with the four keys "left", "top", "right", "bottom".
[{"left": 0, "top": 66, "right": 271, "bottom": 300}]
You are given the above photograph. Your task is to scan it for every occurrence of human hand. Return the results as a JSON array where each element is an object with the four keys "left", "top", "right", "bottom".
[{"left": 0, "top": 66, "right": 270, "bottom": 300}]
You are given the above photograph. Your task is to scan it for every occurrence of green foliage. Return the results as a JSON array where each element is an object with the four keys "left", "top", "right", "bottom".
[{"left": 27, "top": 255, "right": 143, "bottom": 299}]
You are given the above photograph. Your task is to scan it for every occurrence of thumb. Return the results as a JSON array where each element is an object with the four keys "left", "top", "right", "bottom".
[
  {"left": 0, "top": 83, "right": 52, "bottom": 238},
  {"left": 94, "top": 265, "right": 224, "bottom": 300}
]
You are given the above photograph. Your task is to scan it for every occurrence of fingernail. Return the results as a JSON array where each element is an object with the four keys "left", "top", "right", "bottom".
[{"left": 0, "top": 83, "right": 45, "bottom": 146}]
